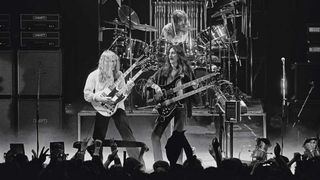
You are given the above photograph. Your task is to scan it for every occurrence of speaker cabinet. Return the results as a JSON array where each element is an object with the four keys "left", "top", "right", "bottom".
[
  {"left": 17, "top": 50, "right": 62, "bottom": 95},
  {"left": 0, "top": 98, "right": 13, "bottom": 132},
  {"left": 18, "top": 98, "right": 62, "bottom": 133},
  {"left": 0, "top": 51, "right": 13, "bottom": 95}
]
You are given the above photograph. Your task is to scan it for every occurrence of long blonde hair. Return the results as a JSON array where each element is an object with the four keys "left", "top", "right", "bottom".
[{"left": 98, "top": 50, "right": 120, "bottom": 83}]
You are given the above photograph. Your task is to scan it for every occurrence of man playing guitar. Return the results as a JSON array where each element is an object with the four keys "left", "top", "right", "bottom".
[
  {"left": 83, "top": 50, "right": 141, "bottom": 162},
  {"left": 146, "top": 45, "right": 198, "bottom": 162}
]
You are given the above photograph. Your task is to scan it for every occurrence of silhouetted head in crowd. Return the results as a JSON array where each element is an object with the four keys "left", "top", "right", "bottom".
[
  {"left": 50, "top": 142, "right": 67, "bottom": 163},
  {"left": 124, "top": 157, "right": 144, "bottom": 174},
  {"left": 153, "top": 160, "right": 170, "bottom": 173}
]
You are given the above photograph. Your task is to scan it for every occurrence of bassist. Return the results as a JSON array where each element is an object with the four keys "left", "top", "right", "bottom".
[{"left": 145, "top": 45, "right": 198, "bottom": 162}]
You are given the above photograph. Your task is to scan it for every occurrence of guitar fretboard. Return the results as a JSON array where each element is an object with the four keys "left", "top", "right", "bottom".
[
  {"left": 110, "top": 56, "right": 144, "bottom": 90},
  {"left": 172, "top": 71, "right": 219, "bottom": 93},
  {"left": 164, "top": 84, "right": 215, "bottom": 105}
]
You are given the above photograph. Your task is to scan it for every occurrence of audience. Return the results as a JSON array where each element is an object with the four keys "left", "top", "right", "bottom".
[{"left": 0, "top": 135, "right": 319, "bottom": 180}]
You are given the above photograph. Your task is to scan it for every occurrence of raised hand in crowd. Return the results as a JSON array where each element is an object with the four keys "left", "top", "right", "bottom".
[
  {"left": 287, "top": 152, "right": 301, "bottom": 167},
  {"left": 31, "top": 146, "right": 49, "bottom": 165},
  {"left": 209, "top": 137, "right": 222, "bottom": 167},
  {"left": 72, "top": 137, "right": 93, "bottom": 161},
  {"left": 104, "top": 139, "right": 121, "bottom": 169}
]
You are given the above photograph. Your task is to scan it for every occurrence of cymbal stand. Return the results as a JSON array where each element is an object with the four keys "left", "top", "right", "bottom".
[
  {"left": 206, "top": 25, "right": 213, "bottom": 109},
  {"left": 127, "top": 0, "right": 134, "bottom": 113},
  {"left": 222, "top": 13, "right": 241, "bottom": 92}
]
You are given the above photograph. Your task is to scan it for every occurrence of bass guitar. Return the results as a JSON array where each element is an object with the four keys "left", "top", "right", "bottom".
[
  {"left": 154, "top": 70, "right": 220, "bottom": 102},
  {"left": 155, "top": 83, "right": 216, "bottom": 117},
  {"left": 92, "top": 57, "right": 157, "bottom": 116}
]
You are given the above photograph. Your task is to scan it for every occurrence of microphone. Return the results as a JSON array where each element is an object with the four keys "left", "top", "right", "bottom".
[{"left": 310, "top": 81, "right": 315, "bottom": 86}]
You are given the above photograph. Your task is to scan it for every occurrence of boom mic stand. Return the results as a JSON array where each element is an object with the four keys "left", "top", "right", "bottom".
[{"left": 292, "top": 81, "right": 314, "bottom": 145}]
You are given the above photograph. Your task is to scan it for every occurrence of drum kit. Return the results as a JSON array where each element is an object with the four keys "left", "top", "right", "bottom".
[{"left": 104, "top": 5, "right": 237, "bottom": 77}]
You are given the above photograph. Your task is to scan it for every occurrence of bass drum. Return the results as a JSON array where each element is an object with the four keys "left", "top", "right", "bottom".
[{"left": 111, "top": 38, "right": 148, "bottom": 71}]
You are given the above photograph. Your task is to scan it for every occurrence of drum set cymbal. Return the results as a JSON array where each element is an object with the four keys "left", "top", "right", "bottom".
[
  {"left": 132, "top": 23, "right": 158, "bottom": 32},
  {"left": 118, "top": 5, "right": 140, "bottom": 25}
]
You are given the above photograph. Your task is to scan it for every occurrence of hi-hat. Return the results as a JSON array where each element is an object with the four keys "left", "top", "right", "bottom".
[
  {"left": 103, "top": 20, "right": 125, "bottom": 26},
  {"left": 133, "top": 24, "right": 157, "bottom": 32},
  {"left": 99, "top": 27, "right": 127, "bottom": 33}
]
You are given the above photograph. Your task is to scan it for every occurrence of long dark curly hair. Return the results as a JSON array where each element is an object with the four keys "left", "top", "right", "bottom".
[{"left": 162, "top": 44, "right": 193, "bottom": 79}]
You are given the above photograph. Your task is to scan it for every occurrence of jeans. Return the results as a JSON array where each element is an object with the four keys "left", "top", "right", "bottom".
[
  {"left": 151, "top": 107, "right": 187, "bottom": 161},
  {"left": 92, "top": 109, "right": 141, "bottom": 161}
]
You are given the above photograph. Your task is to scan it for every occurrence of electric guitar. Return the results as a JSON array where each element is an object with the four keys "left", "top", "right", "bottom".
[
  {"left": 154, "top": 70, "right": 220, "bottom": 102},
  {"left": 100, "top": 55, "right": 146, "bottom": 98},
  {"left": 155, "top": 83, "right": 216, "bottom": 117},
  {"left": 92, "top": 57, "right": 157, "bottom": 116}
]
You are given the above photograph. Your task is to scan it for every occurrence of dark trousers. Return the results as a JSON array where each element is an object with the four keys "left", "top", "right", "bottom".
[
  {"left": 151, "top": 107, "right": 187, "bottom": 161},
  {"left": 93, "top": 109, "right": 140, "bottom": 161}
]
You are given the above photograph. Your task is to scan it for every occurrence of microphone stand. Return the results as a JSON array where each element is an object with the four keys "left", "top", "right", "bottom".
[
  {"left": 36, "top": 63, "right": 41, "bottom": 157},
  {"left": 280, "top": 57, "right": 287, "bottom": 155},
  {"left": 292, "top": 83, "right": 314, "bottom": 145}
]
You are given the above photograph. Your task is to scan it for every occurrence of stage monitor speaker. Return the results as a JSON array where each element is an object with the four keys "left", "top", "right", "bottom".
[
  {"left": 0, "top": 98, "right": 13, "bottom": 133},
  {"left": 17, "top": 50, "right": 62, "bottom": 95},
  {"left": 0, "top": 51, "right": 13, "bottom": 95},
  {"left": 292, "top": 63, "right": 320, "bottom": 101},
  {"left": 18, "top": 98, "right": 62, "bottom": 133}
]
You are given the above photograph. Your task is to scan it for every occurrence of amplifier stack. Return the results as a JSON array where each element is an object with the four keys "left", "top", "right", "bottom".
[
  {"left": 20, "top": 14, "right": 60, "bottom": 49},
  {"left": 307, "top": 24, "right": 320, "bottom": 62},
  {"left": 0, "top": 14, "right": 11, "bottom": 49}
]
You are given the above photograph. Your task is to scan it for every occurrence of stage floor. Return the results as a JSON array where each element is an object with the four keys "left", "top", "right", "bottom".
[{"left": 74, "top": 99, "right": 267, "bottom": 168}]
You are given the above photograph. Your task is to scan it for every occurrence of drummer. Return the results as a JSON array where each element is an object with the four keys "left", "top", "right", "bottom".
[{"left": 161, "top": 9, "right": 194, "bottom": 57}]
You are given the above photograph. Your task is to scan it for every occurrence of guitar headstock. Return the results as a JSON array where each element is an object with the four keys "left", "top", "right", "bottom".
[{"left": 139, "top": 57, "right": 158, "bottom": 72}]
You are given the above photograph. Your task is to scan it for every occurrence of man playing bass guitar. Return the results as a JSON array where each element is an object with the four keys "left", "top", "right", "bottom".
[
  {"left": 83, "top": 50, "right": 142, "bottom": 162},
  {"left": 145, "top": 45, "right": 199, "bottom": 162}
]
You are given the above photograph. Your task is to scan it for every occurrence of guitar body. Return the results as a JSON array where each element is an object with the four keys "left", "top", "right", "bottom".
[
  {"left": 92, "top": 92, "right": 128, "bottom": 117},
  {"left": 154, "top": 76, "right": 181, "bottom": 102},
  {"left": 155, "top": 76, "right": 185, "bottom": 117},
  {"left": 90, "top": 56, "right": 157, "bottom": 117},
  {"left": 156, "top": 103, "right": 178, "bottom": 118}
]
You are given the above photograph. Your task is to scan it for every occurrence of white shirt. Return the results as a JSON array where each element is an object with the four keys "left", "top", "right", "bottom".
[{"left": 83, "top": 69, "right": 126, "bottom": 112}]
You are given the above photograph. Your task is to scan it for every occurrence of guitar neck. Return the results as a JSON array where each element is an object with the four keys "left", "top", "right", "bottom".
[
  {"left": 172, "top": 72, "right": 218, "bottom": 93},
  {"left": 118, "top": 69, "right": 144, "bottom": 94},
  {"left": 164, "top": 84, "right": 214, "bottom": 104},
  {"left": 111, "top": 56, "right": 144, "bottom": 89}
]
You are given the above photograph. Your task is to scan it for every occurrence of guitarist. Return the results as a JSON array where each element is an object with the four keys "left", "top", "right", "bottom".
[
  {"left": 83, "top": 50, "right": 141, "bottom": 162},
  {"left": 145, "top": 45, "right": 198, "bottom": 162}
]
